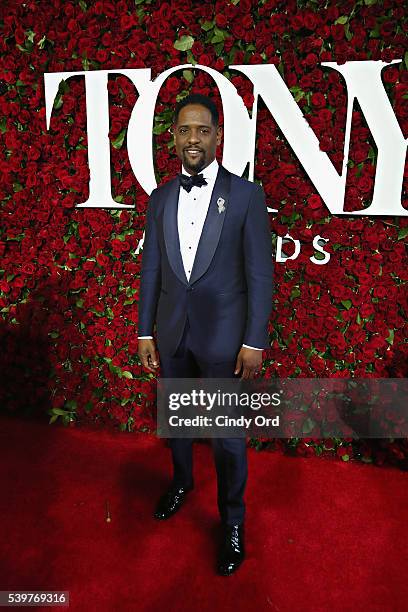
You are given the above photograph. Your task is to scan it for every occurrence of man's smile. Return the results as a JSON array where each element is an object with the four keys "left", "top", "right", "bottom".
[{"left": 184, "top": 148, "right": 203, "bottom": 159}]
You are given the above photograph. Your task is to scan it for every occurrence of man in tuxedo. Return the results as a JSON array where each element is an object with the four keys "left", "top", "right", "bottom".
[{"left": 138, "top": 93, "right": 273, "bottom": 576}]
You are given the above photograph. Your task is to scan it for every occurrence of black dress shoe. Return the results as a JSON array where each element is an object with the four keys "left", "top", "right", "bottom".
[
  {"left": 153, "top": 483, "right": 193, "bottom": 520},
  {"left": 217, "top": 523, "right": 245, "bottom": 576}
]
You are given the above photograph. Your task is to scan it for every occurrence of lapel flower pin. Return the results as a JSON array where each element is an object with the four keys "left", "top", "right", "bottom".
[{"left": 217, "top": 197, "right": 226, "bottom": 214}]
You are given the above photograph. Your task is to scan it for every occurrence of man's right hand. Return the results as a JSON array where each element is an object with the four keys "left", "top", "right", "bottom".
[{"left": 138, "top": 338, "right": 160, "bottom": 373}]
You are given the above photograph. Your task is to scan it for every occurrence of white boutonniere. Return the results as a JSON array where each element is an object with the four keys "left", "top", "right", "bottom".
[{"left": 217, "top": 197, "right": 226, "bottom": 214}]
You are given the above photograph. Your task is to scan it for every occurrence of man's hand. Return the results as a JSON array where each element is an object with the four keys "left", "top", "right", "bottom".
[
  {"left": 138, "top": 338, "right": 160, "bottom": 373},
  {"left": 234, "top": 347, "right": 263, "bottom": 379}
]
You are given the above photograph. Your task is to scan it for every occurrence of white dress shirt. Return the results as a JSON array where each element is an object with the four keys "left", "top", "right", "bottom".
[{"left": 139, "top": 158, "right": 262, "bottom": 351}]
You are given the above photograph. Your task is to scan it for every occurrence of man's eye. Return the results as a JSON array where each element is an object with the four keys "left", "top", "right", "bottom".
[{"left": 200, "top": 129, "right": 209, "bottom": 134}]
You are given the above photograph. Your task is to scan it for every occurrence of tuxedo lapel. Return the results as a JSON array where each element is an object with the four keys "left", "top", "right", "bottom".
[
  {"left": 163, "top": 165, "right": 232, "bottom": 287},
  {"left": 189, "top": 165, "right": 231, "bottom": 285},
  {"left": 163, "top": 177, "right": 189, "bottom": 286}
]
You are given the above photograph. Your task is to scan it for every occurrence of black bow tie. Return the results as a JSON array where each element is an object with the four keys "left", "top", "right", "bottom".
[{"left": 178, "top": 173, "right": 208, "bottom": 193}]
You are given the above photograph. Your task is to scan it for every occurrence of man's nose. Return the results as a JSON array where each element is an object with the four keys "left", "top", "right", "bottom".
[{"left": 187, "top": 130, "right": 200, "bottom": 144}]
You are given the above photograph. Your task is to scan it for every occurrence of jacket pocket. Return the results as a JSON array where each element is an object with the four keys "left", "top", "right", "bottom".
[{"left": 217, "top": 290, "right": 247, "bottom": 296}]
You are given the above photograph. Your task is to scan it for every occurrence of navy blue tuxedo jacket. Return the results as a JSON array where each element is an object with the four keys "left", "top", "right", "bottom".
[{"left": 138, "top": 165, "right": 273, "bottom": 363}]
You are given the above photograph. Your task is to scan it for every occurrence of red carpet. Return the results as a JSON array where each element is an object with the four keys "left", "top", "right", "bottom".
[{"left": 0, "top": 414, "right": 407, "bottom": 612}]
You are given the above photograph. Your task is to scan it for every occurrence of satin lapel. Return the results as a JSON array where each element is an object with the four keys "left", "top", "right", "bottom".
[
  {"left": 163, "top": 178, "right": 188, "bottom": 286},
  {"left": 189, "top": 165, "right": 231, "bottom": 286}
]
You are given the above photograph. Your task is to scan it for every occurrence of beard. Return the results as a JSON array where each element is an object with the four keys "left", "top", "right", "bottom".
[{"left": 182, "top": 149, "right": 207, "bottom": 174}]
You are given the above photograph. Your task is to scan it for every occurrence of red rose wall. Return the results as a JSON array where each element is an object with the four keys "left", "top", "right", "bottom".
[{"left": 0, "top": 0, "right": 407, "bottom": 466}]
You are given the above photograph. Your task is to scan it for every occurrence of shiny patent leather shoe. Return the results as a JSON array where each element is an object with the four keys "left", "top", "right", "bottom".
[
  {"left": 217, "top": 523, "right": 245, "bottom": 576},
  {"left": 153, "top": 483, "right": 194, "bottom": 520}
]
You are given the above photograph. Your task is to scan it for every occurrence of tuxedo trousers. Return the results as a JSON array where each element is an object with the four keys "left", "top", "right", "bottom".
[{"left": 159, "top": 319, "right": 248, "bottom": 526}]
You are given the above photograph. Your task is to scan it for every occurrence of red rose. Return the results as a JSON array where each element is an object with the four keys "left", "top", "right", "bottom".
[
  {"left": 22, "top": 263, "right": 35, "bottom": 275},
  {"left": 215, "top": 14, "right": 228, "bottom": 28}
]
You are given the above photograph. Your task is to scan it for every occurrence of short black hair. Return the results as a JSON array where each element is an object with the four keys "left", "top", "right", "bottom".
[{"left": 174, "top": 93, "right": 219, "bottom": 127}]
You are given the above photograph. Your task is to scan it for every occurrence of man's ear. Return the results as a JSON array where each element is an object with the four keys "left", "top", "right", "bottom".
[{"left": 216, "top": 125, "right": 223, "bottom": 146}]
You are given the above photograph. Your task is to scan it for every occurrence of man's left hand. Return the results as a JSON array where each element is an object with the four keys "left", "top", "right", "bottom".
[{"left": 234, "top": 347, "right": 263, "bottom": 379}]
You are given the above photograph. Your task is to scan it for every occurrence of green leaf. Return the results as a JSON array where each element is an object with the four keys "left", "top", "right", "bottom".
[
  {"left": 108, "top": 362, "right": 121, "bottom": 375},
  {"left": 405, "top": 51, "right": 408, "bottom": 71},
  {"left": 211, "top": 32, "right": 224, "bottom": 44},
  {"left": 364, "top": 0, "right": 378, "bottom": 5},
  {"left": 122, "top": 370, "right": 133, "bottom": 379},
  {"left": 186, "top": 49, "right": 196, "bottom": 65},
  {"left": 341, "top": 300, "right": 352, "bottom": 310},
  {"left": 59, "top": 79, "right": 70, "bottom": 94},
  {"left": 82, "top": 56, "right": 90, "bottom": 71},
  {"left": 176, "top": 90, "right": 190, "bottom": 102},
  {"left": 174, "top": 35, "right": 194, "bottom": 52},
  {"left": 79, "top": 0, "right": 87, "bottom": 11},
  {"left": 386, "top": 329, "right": 394, "bottom": 345},
  {"left": 341, "top": 454, "right": 350, "bottom": 461},
  {"left": 335, "top": 15, "right": 348, "bottom": 24},
  {"left": 290, "top": 287, "right": 300, "bottom": 300},
  {"left": 112, "top": 128, "right": 126, "bottom": 149},
  {"left": 367, "top": 147, "right": 376, "bottom": 162},
  {"left": 183, "top": 69, "right": 194, "bottom": 83},
  {"left": 369, "top": 24, "right": 380, "bottom": 38},
  {"left": 0, "top": 117, "right": 6, "bottom": 134},
  {"left": 214, "top": 41, "right": 224, "bottom": 56},
  {"left": 26, "top": 29, "right": 35, "bottom": 43},
  {"left": 397, "top": 227, "right": 408, "bottom": 240},
  {"left": 152, "top": 122, "right": 171, "bottom": 135},
  {"left": 302, "top": 418, "right": 315, "bottom": 434},
  {"left": 290, "top": 86, "right": 305, "bottom": 102},
  {"left": 201, "top": 21, "right": 214, "bottom": 31},
  {"left": 125, "top": 287, "right": 138, "bottom": 297},
  {"left": 51, "top": 408, "right": 70, "bottom": 416},
  {"left": 37, "top": 35, "right": 47, "bottom": 49},
  {"left": 54, "top": 93, "right": 63, "bottom": 110}
]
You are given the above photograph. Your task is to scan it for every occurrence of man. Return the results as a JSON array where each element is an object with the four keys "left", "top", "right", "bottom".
[{"left": 138, "top": 93, "right": 273, "bottom": 576}]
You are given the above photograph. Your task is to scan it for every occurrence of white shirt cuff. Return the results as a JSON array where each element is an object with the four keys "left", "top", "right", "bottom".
[
  {"left": 138, "top": 336, "right": 153, "bottom": 339},
  {"left": 242, "top": 344, "right": 263, "bottom": 351}
]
